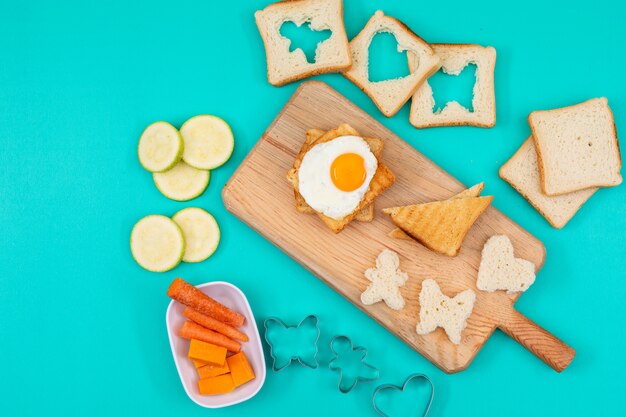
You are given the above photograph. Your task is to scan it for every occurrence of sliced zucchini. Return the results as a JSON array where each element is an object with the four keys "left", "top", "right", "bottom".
[
  {"left": 130, "top": 215, "right": 185, "bottom": 272},
  {"left": 138, "top": 122, "right": 183, "bottom": 172},
  {"left": 180, "top": 115, "right": 234, "bottom": 170},
  {"left": 153, "top": 161, "right": 210, "bottom": 201},
  {"left": 172, "top": 207, "right": 220, "bottom": 263}
]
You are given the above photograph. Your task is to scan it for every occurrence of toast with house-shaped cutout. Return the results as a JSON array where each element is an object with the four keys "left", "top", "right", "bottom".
[
  {"left": 255, "top": 0, "right": 351, "bottom": 87},
  {"left": 409, "top": 44, "right": 496, "bottom": 128},
  {"left": 343, "top": 11, "right": 440, "bottom": 117}
]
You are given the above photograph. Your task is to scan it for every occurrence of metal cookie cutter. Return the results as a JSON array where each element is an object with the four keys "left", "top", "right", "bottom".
[
  {"left": 328, "top": 335, "right": 380, "bottom": 393},
  {"left": 372, "top": 373, "right": 434, "bottom": 417},
  {"left": 263, "top": 314, "right": 320, "bottom": 372}
]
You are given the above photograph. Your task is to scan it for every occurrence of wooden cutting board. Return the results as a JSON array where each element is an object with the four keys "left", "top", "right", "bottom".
[{"left": 223, "top": 81, "right": 575, "bottom": 373}]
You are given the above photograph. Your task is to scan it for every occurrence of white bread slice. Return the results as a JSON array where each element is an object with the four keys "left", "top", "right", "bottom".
[
  {"left": 409, "top": 44, "right": 496, "bottom": 128},
  {"left": 361, "top": 249, "right": 408, "bottom": 310},
  {"left": 255, "top": 0, "right": 351, "bottom": 87},
  {"left": 500, "top": 137, "right": 597, "bottom": 228},
  {"left": 342, "top": 11, "right": 440, "bottom": 117},
  {"left": 477, "top": 235, "right": 535, "bottom": 294},
  {"left": 529, "top": 98, "right": 622, "bottom": 195},
  {"left": 415, "top": 279, "right": 476, "bottom": 345}
]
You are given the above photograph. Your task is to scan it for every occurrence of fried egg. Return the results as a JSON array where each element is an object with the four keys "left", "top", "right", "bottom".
[{"left": 298, "top": 136, "right": 378, "bottom": 220}]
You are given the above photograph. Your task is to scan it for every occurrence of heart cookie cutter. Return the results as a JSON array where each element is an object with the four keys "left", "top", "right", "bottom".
[
  {"left": 329, "top": 335, "right": 380, "bottom": 394},
  {"left": 263, "top": 314, "right": 320, "bottom": 372},
  {"left": 372, "top": 373, "right": 434, "bottom": 417}
]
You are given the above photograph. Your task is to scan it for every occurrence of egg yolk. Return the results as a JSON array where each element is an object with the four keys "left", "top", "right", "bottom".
[{"left": 330, "top": 153, "right": 366, "bottom": 192}]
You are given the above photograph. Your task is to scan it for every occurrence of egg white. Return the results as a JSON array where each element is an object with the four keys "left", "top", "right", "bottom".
[{"left": 298, "top": 136, "right": 378, "bottom": 220}]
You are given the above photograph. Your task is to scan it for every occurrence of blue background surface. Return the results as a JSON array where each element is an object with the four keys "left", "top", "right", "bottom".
[{"left": 1, "top": 0, "right": 625, "bottom": 416}]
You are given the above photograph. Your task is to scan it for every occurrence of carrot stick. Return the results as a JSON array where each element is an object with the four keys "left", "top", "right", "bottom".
[
  {"left": 179, "top": 321, "right": 241, "bottom": 352},
  {"left": 167, "top": 278, "right": 245, "bottom": 327},
  {"left": 184, "top": 308, "right": 249, "bottom": 342}
]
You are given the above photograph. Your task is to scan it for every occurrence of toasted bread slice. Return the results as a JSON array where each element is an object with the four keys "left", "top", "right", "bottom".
[
  {"left": 500, "top": 137, "right": 597, "bottom": 228},
  {"left": 293, "top": 128, "right": 375, "bottom": 222},
  {"left": 287, "top": 127, "right": 379, "bottom": 221},
  {"left": 409, "top": 44, "right": 496, "bottom": 128},
  {"left": 287, "top": 124, "right": 395, "bottom": 233},
  {"left": 383, "top": 196, "right": 493, "bottom": 256},
  {"left": 529, "top": 97, "right": 622, "bottom": 195},
  {"left": 388, "top": 183, "right": 484, "bottom": 239},
  {"left": 254, "top": 0, "right": 352, "bottom": 87},
  {"left": 342, "top": 11, "right": 440, "bottom": 117}
]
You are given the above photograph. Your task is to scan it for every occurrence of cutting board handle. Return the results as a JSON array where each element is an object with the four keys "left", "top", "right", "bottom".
[{"left": 498, "top": 309, "right": 575, "bottom": 372}]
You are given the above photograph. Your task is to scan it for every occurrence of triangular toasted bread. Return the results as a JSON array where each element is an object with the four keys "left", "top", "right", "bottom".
[
  {"left": 287, "top": 124, "right": 395, "bottom": 233},
  {"left": 383, "top": 196, "right": 493, "bottom": 256},
  {"left": 389, "top": 183, "right": 484, "bottom": 240}
]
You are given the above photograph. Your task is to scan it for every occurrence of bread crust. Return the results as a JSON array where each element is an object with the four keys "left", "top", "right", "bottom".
[{"left": 528, "top": 124, "right": 549, "bottom": 194}]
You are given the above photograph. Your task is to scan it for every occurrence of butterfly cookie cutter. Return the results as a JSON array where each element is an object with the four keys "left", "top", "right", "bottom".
[
  {"left": 372, "top": 373, "right": 434, "bottom": 417},
  {"left": 263, "top": 314, "right": 320, "bottom": 372},
  {"left": 329, "top": 335, "right": 380, "bottom": 394}
]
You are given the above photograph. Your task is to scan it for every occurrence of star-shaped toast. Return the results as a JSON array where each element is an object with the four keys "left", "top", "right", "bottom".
[
  {"left": 287, "top": 123, "right": 395, "bottom": 233},
  {"left": 292, "top": 128, "right": 375, "bottom": 222}
]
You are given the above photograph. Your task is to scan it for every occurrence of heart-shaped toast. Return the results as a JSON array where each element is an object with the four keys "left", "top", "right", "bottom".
[
  {"left": 477, "top": 235, "right": 536, "bottom": 293},
  {"left": 373, "top": 374, "right": 434, "bottom": 417}
]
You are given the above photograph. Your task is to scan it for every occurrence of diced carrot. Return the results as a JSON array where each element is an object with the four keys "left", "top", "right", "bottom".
[
  {"left": 184, "top": 308, "right": 249, "bottom": 342},
  {"left": 179, "top": 321, "right": 241, "bottom": 352},
  {"left": 197, "top": 361, "right": 230, "bottom": 379},
  {"left": 193, "top": 360, "right": 208, "bottom": 369},
  {"left": 198, "top": 374, "right": 236, "bottom": 395},
  {"left": 226, "top": 352, "right": 255, "bottom": 387},
  {"left": 167, "top": 278, "right": 245, "bottom": 327},
  {"left": 188, "top": 339, "right": 227, "bottom": 366}
]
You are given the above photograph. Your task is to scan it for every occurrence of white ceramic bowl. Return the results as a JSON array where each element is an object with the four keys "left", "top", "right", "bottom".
[{"left": 166, "top": 281, "right": 266, "bottom": 408}]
